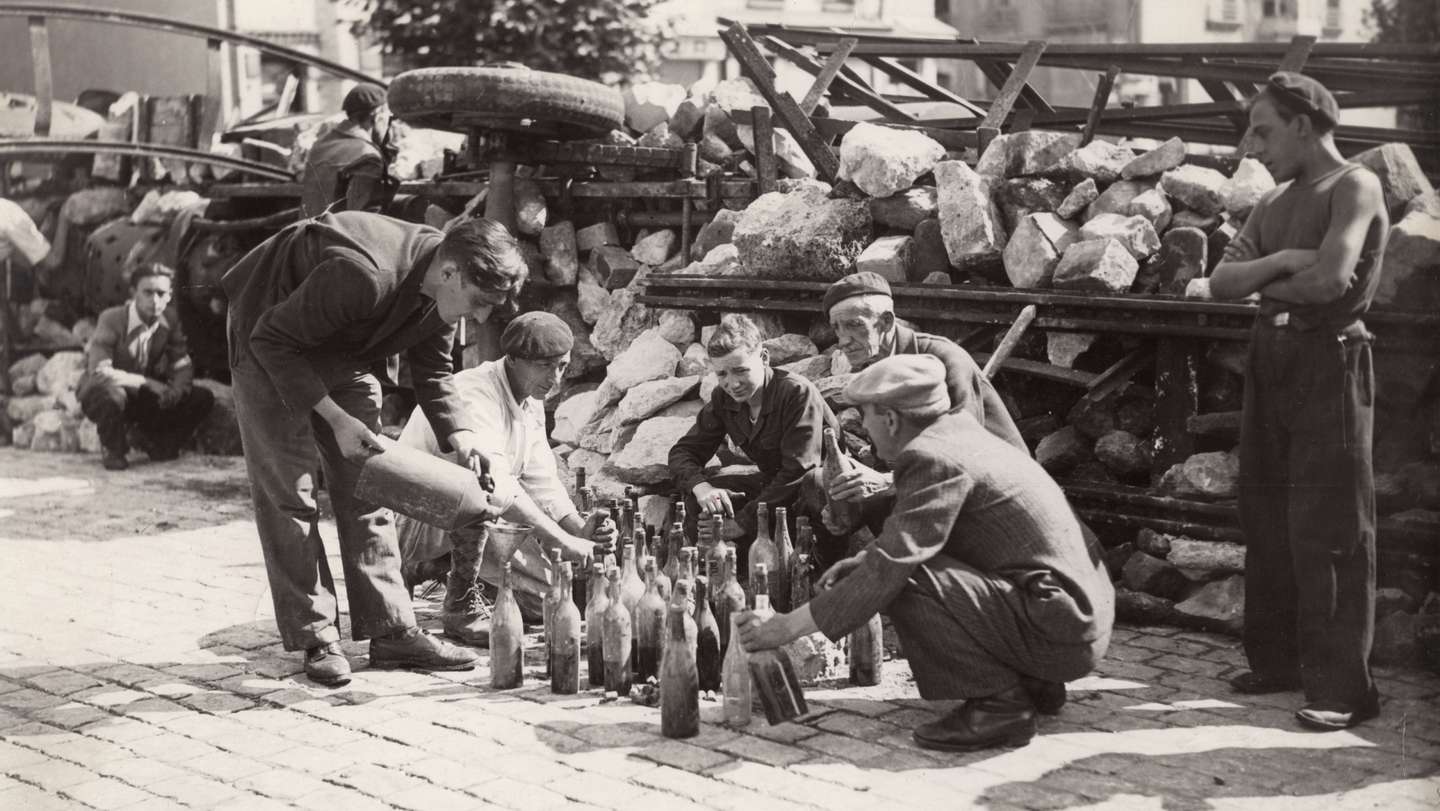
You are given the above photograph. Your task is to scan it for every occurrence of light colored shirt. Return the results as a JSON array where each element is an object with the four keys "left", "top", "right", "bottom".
[
  {"left": 397, "top": 358, "right": 577, "bottom": 522},
  {"left": 125, "top": 301, "right": 167, "bottom": 369},
  {"left": 0, "top": 197, "right": 50, "bottom": 265}
]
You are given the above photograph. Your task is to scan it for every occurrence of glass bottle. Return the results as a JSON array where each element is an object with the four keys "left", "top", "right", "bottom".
[
  {"left": 707, "top": 514, "right": 731, "bottom": 582},
  {"left": 635, "top": 559, "right": 668, "bottom": 683},
  {"left": 660, "top": 585, "right": 700, "bottom": 739},
  {"left": 663, "top": 521, "right": 684, "bottom": 587},
  {"left": 601, "top": 568, "right": 632, "bottom": 696},
  {"left": 715, "top": 548, "right": 747, "bottom": 655},
  {"left": 721, "top": 613, "right": 752, "bottom": 727},
  {"left": 542, "top": 547, "right": 563, "bottom": 679},
  {"left": 649, "top": 529, "right": 672, "bottom": 602},
  {"left": 490, "top": 562, "right": 524, "bottom": 689},
  {"left": 585, "top": 560, "right": 608, "bottom": 687},
  {"left": 752, "top": 563, "right": 774, "bottom": 621},
  {"left": 849, "top": 613, "right": 883, "bottom": 687},
  {"left": 822, "top": 427, "right": 861, "bottom": 531},
  {"left": 550, "top": 562, "right": 581, "bottom": 694},
  {"left": 693, "top": 575, "right": 722, "bottom": 694},
  {"left": 773, "top": 507, "right": 794, "bottom": 613},
  {"left": 789, "top": 552, "right": 812, "bottom": 611},
  {"left": 573, "top": 467, "right": 587, "bottom": 507}
]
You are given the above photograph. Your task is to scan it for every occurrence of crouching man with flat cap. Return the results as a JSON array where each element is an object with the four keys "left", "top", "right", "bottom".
[
  {"left": 737, "top": 355, "right": 1114, "bottom": 752},
  {"left": 395, "top": 311, "right": 614, "bottom": 644}
]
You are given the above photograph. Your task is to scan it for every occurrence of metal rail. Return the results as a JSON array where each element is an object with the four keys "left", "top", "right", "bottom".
[{"left": 0, "top": 139, "right": 294, "bottom": 180}]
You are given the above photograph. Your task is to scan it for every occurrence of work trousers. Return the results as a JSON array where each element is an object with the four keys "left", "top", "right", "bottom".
[
  {"left": 1238, "top": 321, "right": 1377, "bottom": 709},
  {"left": 889, "top": 553, "right": 1110, "bottom": 700},
  {"left": 77, "top": 377, "right": 214, "bottom": 458},
  {"left": 230, "top": 346, "right": 414, "bottom": 650}
]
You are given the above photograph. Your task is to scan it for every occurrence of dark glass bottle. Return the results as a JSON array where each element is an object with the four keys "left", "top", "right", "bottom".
[
  {"left": 635, "top": 559, "right": 668, "bottom": 682},
  {"left": 660, "top": 593, "right": 700, "bottom": 739},
  {"left": 772, "top": 507, "right": 794, "bottom": 613},
  {"left": 601, "top": 568, "right": 632, "bottom": 695},
  {"left": 490, "top": 562, "right": 524, "bottom": 689},
  {"left": 550, "top": 562, "right": 581, "bottom": 694},
  {"left": 849, "top": 613, "right": 883, "bottom": 687},
  {"left": 693, "top": 575, "right": 722, "bottom": 694},
  {"left": 585, "top": 560, "right": 608, "bottom": 687}
]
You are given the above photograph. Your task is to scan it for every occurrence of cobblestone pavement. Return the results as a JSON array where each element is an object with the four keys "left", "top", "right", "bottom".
[{"left": 1, "top": 447, "right": 1437, "bottom": 810}]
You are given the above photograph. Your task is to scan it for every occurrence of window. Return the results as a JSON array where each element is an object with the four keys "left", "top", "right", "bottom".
[
  {"left": 1325, "top": 0, "right": 1342, "bottom": 29},
  {"left": 1262, "top": 0, "right": 1292, "bottom": 18}
]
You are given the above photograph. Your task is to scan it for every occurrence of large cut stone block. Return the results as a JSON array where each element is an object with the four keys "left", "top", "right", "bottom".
[
  {"left": 631, "top": 229, "right": 677, "bottom": 266},
  {"left": 975, "top": 130, "right": 1082, "bottom": 179},
  {"left": 1353, "top": 142, "right": 1435, "bottom": 219},
  {"left": 1044, "top": 139, "right": 1133, "bottom": 184},
  {"left": 1220, "top": 158, "right": 1275, "bottom": 219},
  {"left": 605, "top": 416, "right": 697, "bottom": 485},
  {"left": 838, "top": 122, "right": 946, "bottom": 198},
  {"left": 1046, "top": 332, "right": 1097, "bottom": 369},
  {"left": 1057, "top": 178, "right": 1098, "bottom": 219},
  {"left": 1373, "top": 207, "right": 1440, "bottom": 307},
  {"left": 624, "top": 82, "right": 686, "bottom": 133},
  {"left": 1160, "top": 165, "right": 1228, "bottom": 216},
  {"left": 1121, "top": 136, "right": 1184, "bottom": 179},
  {"left": 540, "top": 221, "right": 579, "bottom": 286},
  {"left": 763, "top": 334, "right": 819, "bottom": 366},
  {"left": 1053, "top": 238, "right": 1140, "bottom": 293},
  {"left": 1078, "top": 213, "right": 1160, "bottom": 260},
  {"left": 855, "top": 235, "right": 913, "bottom": 283},
  {"left": 869, "top": 186, "right": 938, "bottom": 231},
  {"left": 592, "top": 288, "right": 657, "bottom": 361},
  {"left": 615, "top": 376, "right": 700, "bottom": 425},
  {"left": 691, "top": 208, "right": 743, "bottom": 259},
  {"left": 604, "top": 328, "right": 681, "bottom": 391},
  {"left": 733, "top": 184, "right": 872, "bottom": 280},
  {"left": 1153, "top": 226, "right": 1208, "bottom": 295},
  {"left": 1003, "top": 212, "right": 1078, "bottom": 288},
  {"left": 553, "top": 390, "right": 599, "bottom": 447},
  {"left": 935, "top": 160, "right": 1007, "bottom": 263}
]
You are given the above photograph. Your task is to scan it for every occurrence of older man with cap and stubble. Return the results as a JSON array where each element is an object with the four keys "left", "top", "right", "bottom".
[
  {"left": 737, "top": 354, "right": 1113, "bottom": 752},
  {"left": 395, "top": 311, "right": 615, "bottom": 645},
  {"left": 223, "top": 212, "right": 524, "bottom": 687},
  {"left": 1209, "top": 73, "right": 1388, "bottom": 731},
  {"left": 300, "top": 83, "right": 395, "bottom": 219},
  {"left": 820, "top": 271, "right": 1026, "bottom": 518}
]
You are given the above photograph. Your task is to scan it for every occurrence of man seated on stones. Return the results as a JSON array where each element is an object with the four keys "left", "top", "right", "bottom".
[
  {"left": 668, "top": 313, "right": 840, "bottom": 563},
  {"left": 737, "top": 354, "right": 1114, "bottom": 752},
  {"left": 821, "top": 270, "right": 1026, "bottom": 521},
  {"left": 79, "top": 262, "right": 214, "bottom": 470},
  {"left": 394, "top": 311, "right": 614, "bottom": 645}
]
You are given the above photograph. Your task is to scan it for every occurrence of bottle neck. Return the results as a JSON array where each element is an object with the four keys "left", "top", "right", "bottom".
[{"left": 755, "top": 594, "right": 770, "bottom": 612}]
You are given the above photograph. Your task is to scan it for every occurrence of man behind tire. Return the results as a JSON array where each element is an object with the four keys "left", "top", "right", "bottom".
[
  {"left": 1209, "top": 73, "right": 1388, "bottom": 731},
  {"left": 737, "top": 355, "right": 1113, "bottom": 752},
  {"left": 222, "top": 211, "right": 524, "bottom": 687},
  {"left": 79, "top": 262, "right": 214, "bottom": 470},
  {"left": 300, "top": 84, "right": 394, "bottom": 219}
]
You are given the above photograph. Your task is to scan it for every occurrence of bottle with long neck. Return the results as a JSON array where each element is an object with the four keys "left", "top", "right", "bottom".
[
  {"left": 635, "top": 559, "right": 668, "bottom": 683},
  {"left": 789, "top": 552, "right": 812, "bottom": 611},
  {"left": 649, "top": 529, "right": 672, "bottom": 602},
  {"left": 619, "top": 541, "right": 645, "bottom": 621},
  {"left": 621, "top": 498, "right": 636, "bottom": 543},
  {"left": 715, "top": 548, "right": 747, "bottom": 655},
  {"left": 663, "top": 521, "right": 684, "bottom": 587},
  {"left": 721, "top": 612, "right": 752, "bottom": 727},
  {"left": 573, "top": 467, "right": 587, "bottom": 508},
  {"left": 707, "top": 514, "right": 730, "bottom": 583},
  {"left": 849, "top": 612, "right": 883, "bottom": 687},
  {"left": 542, "top": 548, "right": 563, "bottom": 679},
  {"left": 747, "top": 503, "right": 776, "bottom": 607},
  {"left": 795, "top": 516, "right": 812, "bottom": 556},
  {"left": 491, "top": 562, "right": 524, "bottom": 690},
  {"left": 551, "top": 562, "right": 581, "bottom": 694},
  {"left": 772, "top": 507, "right": 794, "bottom": 614},
  {"left": 822, "top": 427, "right": 861, "bottom": 531},
  {"left": 601, "top": 568, "right": 632, "bottom": 696},
  {"left": 660, "top": 584, "right": 700, "bottom": 739},
  {"left": 693, "top": 575, "right": 722, "bottom": 694},
  {"left": 585, "top": 560, "right": 608, "bottom": 687},
  {"left": 672, "top": 498, "right": 687, "bottom": 544},
  {"left": 752, "top": 563, "right": 774, "bottom": 621}
]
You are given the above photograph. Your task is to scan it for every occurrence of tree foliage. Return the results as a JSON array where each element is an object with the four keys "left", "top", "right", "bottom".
[
  {"left": 1367, "top": 0, "right": 1438, "bottom": 128},
  {"left": 353, "top": 0, "right": 673, "bottom": 83}
]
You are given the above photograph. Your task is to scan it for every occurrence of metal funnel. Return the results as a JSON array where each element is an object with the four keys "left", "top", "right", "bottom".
[{"left": 484, "top": 520, "right": 534, "bottom": 567}]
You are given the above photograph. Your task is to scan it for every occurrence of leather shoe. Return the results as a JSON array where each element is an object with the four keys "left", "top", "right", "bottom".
[
  {"left": 101, "top": 451, "right": 128, "bottom": 471},
  {"left": 1229, "top": 671, "right": 1301, "bottom": 694},
  {"left": 913, "top": 685, "right": 1037, "bottom": 752},
  {"left": 304, "top": 642, "right": 351, "bottom": 687},
  {"left": 1021, "top": 677, "right": 1066, "bottom": 715},
  {"left": 369, "top": 627, "right": 480, "bottom": 672},
  {"left": 1296, "top": 694, "right": 1381, "bottom": 731}
]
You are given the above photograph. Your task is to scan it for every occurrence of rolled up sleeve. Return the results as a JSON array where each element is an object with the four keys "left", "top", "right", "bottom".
[
  {"left": 668, "top": 400, "right": 727, "bottom": 495},
  {"left": 808, "top": 450, "right": 972, "bottom": 640}
]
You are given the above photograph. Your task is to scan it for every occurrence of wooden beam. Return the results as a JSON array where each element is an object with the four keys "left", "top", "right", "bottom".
[
  {"left": 982, "top": 305, "right": 1037, "bottom": 380},
  {"left": 719, "top": 23, "right": 840, "bottom": 182},
  {"left": 799, "top": 37, "right": 857, "bottom": 115},
  {"left": 27, "top": 15, "right": 52, "bottom": 137},
  {"left": 980, "top": 40, "right": 1049, "bottom": 131},
  {"left": 761, "top": 35, "right": 915, "bottom": 122},
  {"left": 752, "top": 106, "right": 778, "bottom": 195},
  {"left": 1279, "top": 35, "right": 1317, "bottom": 72},
  {"left": 860, "top": 56, "right": 987, "bottom": 117},
  {"left": 199, "top": 37, "right": 223, "bottom": 148},
  {"left": 1081, "top": 66, "right": 1120, "bottom": 146},
  {"left": 1190, "top": 57, "right": 1250, "bottom": 136}
]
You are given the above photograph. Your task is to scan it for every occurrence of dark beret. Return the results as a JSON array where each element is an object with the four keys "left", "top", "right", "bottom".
[
  {"left": 343, "top": 84, "right": 387, "bottom": 118},
  {"left": 1265, "top": 72, "right": 1339, "bottom": 128},
  {"left": 822, "top": 271, "right": 893, "bottom": 313},
  {"left": 500, "top": 312, "right": 573, "bottom": 360}
]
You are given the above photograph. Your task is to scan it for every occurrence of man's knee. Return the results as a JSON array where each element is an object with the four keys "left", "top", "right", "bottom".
[{"left": 78, "top": 378, "right": 127, "bottom": 418}]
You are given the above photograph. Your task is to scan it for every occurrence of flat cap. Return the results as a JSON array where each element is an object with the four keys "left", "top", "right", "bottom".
[
  {"left": 500, "top": 312, "right": 573, "bottom": 360},
  {"left": 1265, "top": 72, "right": 1338, "bottom": 128},
  {"left": 844, "top": 354, "right": 949, "bottom": 413},
  {"left": 823, "top": 271, "right": 892, "bottom": 313},
  {"left": 343, "top": 84, "right": 387, "bottom": 118}
]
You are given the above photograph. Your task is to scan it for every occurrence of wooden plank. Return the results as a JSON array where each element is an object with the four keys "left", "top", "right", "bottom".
[
  {"left": 1080, "top": 66, "right": 1120, "bottom": 146},
  {"left": 980, "top": 40, "right": 1049, "bottom": 131},
  {"left": 1191, "top": 57, "right": 1250, "bottom": 136},
  {"left": 1152, "top": 338, "right": 1199, "bottom": 474},
  {"left": 1279, "top": 35, "right": 1317, "bottom": 72},
  {"left": 982, "top": 305, "right": 1037, "bottom": 380},
  {"left": 28, "top": 16, "right": 52, "bottom": 137},
  {"left": 198, "top": 37, "right": 223, "bottom": 148},
  {"left": 972, "top": 353, "right": 1098, "bottom": 388},
  {"left": 860, "top": 56, "right": 987, "bottom": 117},
  {"left": 720, "top": 23, "right": 840, "bottom": 182},
  {"left": 752, "top": 106, "right": 778, "bottom": 195},
  {"left": 799, "top": 37, "right": 858, "bottom": 115},
  {"left": 761, "top": 35, "right": 915, "bottom": 121},
  {"left": 1085, "top": 348, "right": 1154, "bottom": 402}
]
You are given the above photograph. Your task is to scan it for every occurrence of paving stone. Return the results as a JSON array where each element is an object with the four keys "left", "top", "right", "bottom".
[
  {"left": 714, "top": 734, "right": 811, "bottom": 767},
  {"left": 59, "top": 776, "right": 156, "bottom": 809},
  {"left": 799, "top": 731, "right": 891, "bottom": 762},
  {"left": 633, "top": 738, "right": 734, "bottom": 773}
]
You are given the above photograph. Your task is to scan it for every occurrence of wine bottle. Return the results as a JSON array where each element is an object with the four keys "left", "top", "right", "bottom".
[
  {"left": 721, "top": 613, "right": 752, "bottom": 727},
  {"left": 707, "top": 514, "right": 731, "bottom": 583},
  {"left": 491, "top": 562, "right": 524, "bottom": 689},
  {"left": 542, "top": 548, "right": 563, "bottom": 679},
  {"left": 789, "top": 552, "right": 812, "bottom": 610},
  {"left": 849, "top": 612, "right": 883, "bottom": 687},
  {"left": 660, "top": 595, "right": 700, "bottom": 739},
  {"left": 715, "top": 548, "right": 747, "bottom": 656},
  {"left": 650, "top": 529, "right": 672, "bottom": 603},
  {"left": 573, "top": 467, "right": 587, "bottom": 507},
  {"left": 601, "top": 568, "right": 632, "bottom": 695},
  {"left": 635, "top": 559, "right": 667, "bottom": 683},
  {"left": 693, "top": 575, "right": 722, "bottom": 694},
  {"left": 752, "top": 563, "right": 774, "bottom": 620},
  {"left": 550, "top": 562, "right": 581, "bottom": 694},
  {"left": 773, "top": 507, "right": 794, "bottom": 614},
  {"left": 585, "top": 560, "right": 608, "bottom": 687},
  {"left": 821, "top": 427, "right": 861, "bottom": 531},
  {"left": 663, "top": 521, "right": 684, "bottom": 588},
  {"left": 748, "top": 503, "right": 778, "bottom": 608}
]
